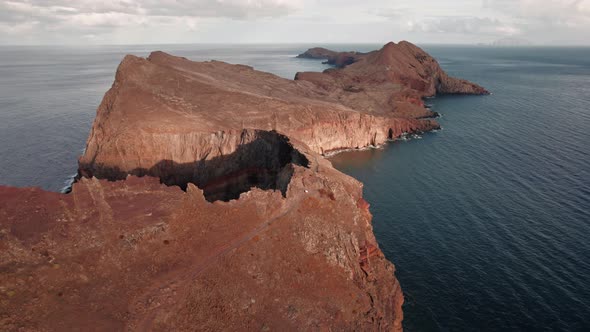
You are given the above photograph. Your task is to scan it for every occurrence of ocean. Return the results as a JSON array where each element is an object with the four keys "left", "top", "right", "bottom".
[{"left": 1, "top": 44, "right": 589, "bottom": 331}]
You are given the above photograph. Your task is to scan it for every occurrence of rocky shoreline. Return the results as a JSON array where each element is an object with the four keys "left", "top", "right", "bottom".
[{"left": 0, "top": 41, "right": 487, "bottom": 331}]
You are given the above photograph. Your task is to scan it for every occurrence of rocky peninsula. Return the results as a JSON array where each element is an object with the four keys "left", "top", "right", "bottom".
[{"left": 0, "top": 41, "right": 487, "bottom": 331}]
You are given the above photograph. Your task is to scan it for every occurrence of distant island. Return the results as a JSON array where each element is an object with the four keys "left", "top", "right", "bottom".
[
  {"left": 0, "top": 41, "right": 487, "bottom": 331},
  {"left": 490, "top": 37, "right": 534, "bottom": 47}
]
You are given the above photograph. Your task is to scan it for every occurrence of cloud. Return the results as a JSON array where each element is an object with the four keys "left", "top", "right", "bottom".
[
  {"left": 483, "top": 0, "right": 590, "bottom": 28},
  {"left": 368, "top": 3, "right": 519, "bottom": 37},
  {"left": 1, "top": 0, "right": 590, "bottom": 44},
  {"left": 368, "top": 7, "right": 410, "bottom": 19},
  {"left": 366, "top": 0, "right": 590, "bottom": 44},
  {"left": 1, "top": 0, "right": 302, "bottom": 19},
  {"left": 407, "top": 16, "right": 519, "bottom": 36},
  {"left": 0, "top": 0, "right": 302, "bottom": 36},
  {"left": 477, "top": 0, "right": 590, "bottom": 43},
  {"left": 142, "top": 0, "right": 300, "bottom": 18}
]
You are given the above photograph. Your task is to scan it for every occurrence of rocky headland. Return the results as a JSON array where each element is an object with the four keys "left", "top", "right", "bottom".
[
  {"left": 0, "top": 41, "right": 487, "bottom": 331},
  {"left": 296, "top": 47, "right": 366, "bottom": 68}
]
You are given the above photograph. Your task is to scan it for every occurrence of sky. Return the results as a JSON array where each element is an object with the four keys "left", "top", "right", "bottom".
[{"left": 0, "top": 0, "right": 589, "bottom": 45}]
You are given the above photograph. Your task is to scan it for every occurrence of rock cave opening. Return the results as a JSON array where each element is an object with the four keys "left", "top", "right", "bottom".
[
  {"left": 79, "top": 130, "right": 310, "bottom": 202},
  {"left": 182, "top": 131, "right": 310, "bottom": 202}
]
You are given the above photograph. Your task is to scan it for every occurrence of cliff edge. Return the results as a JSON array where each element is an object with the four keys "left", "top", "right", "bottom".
[
  {"left": 0, "top": 41, "right": 487, "bottom": 331},
  {"left": 295, "top": 41, "right": 488, "bottom": 119}
]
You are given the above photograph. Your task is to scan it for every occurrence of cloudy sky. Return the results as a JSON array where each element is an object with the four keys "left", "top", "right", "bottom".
[{"left": 0, "top": 0, "right": 589, "bottom": 45}]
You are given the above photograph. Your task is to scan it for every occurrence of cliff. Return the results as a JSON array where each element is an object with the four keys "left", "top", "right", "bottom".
[
  {"left": 296, "top": 41, "right": 489, "bottom": 119},
  {"left": 78, "top": 50, "right": 439, "bottom": 181},
  {"left": 0, "top": 41, "right": 487, "bottom": 331},
  {"left": 0, "top": 155, "right": 403, "bottom": 330}
]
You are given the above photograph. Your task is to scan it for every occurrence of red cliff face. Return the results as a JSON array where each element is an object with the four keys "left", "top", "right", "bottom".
[
  {"left": 0, "top": 161, "right": 404, "bottom": 330},
  {"left": 0, "top": 42, "right": 487, "bottom": 331},
  {"left": 295, "top": 41, "right": 489, "bottom": 119},
  {"left": 78, "top": 50, "right": 439, "bottom": 181}
]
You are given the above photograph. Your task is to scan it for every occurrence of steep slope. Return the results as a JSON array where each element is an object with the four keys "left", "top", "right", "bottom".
[
  {"left": 0, "top": 162, "right": 403, "bottom": 331},
  {"left": 78, "top": 50, "right": 438, "bottom": 185},
  {"left": 295, "top": 41, "right": 488, "bottom": 119}
]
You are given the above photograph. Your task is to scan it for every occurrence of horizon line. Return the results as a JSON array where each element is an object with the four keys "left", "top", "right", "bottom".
[{"left": 1, "top": 42, "right": 589, "bottom": 48}]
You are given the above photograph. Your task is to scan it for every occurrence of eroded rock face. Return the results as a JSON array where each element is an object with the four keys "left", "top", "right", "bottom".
[
  {"left": 0, "top": 163, "right": 403, "bottom": 331},
  {"left": 78, "top": 48, "right": 441, "bottom": 183},
  {"left": 295, "top": 41, "right": 489, "bottom": 119},
  {"left": 0, "top": 41, "right": 488, "bottom": 331},
  {"left": 80, "top": 129, "right": 309, "bottom": 202}
]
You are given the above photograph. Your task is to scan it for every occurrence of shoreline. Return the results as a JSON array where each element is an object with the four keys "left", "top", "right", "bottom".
[
  {"left": 323, "top": 130, "right": 437, "bottom": 158},
  {"left": 0, "top": 42, "right": 486, "bottom": 330}
]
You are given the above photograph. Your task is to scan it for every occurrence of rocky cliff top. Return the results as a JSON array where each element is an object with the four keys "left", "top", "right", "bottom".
[
  {"left": 295, "top": 41, "right": 488, "bottom": 118},
  {"left": 0, "top": 41, "right": 488, "bottom": 331}
]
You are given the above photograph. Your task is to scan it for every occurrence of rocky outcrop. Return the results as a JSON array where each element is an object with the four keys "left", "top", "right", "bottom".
[
  {"left": 0, "top": 41, "right": 487, "bottom": 331},
  {"left": 78, "top": 50, "right": 439, "bottom": 187},
  {"left": 79, "top": 128, "right": 309, "bottom": 202},
  {"left": 0, "top": 165, "right": 403, "bottom": 331},
  {"left": 296, "top": 47, "right": 340, "bottom": 60},
  {"left": 296, "top": 41, "right": 488, "bottom": 119},
  {"left": 296, "top": 47, "right": 365, "bottom": 68}
]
